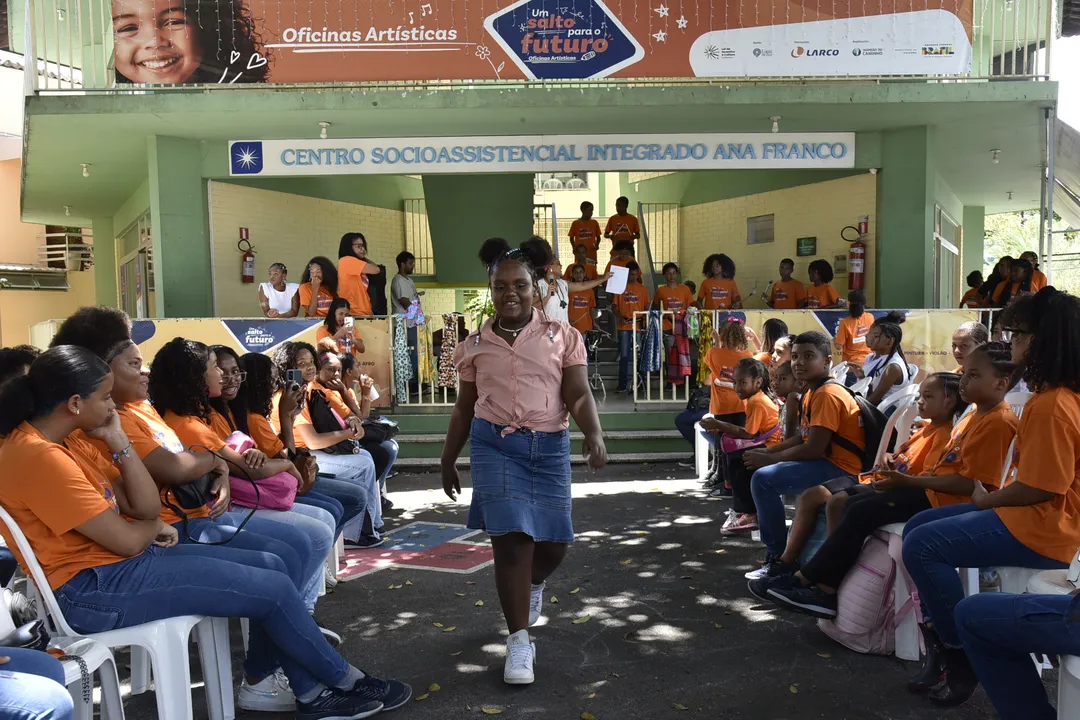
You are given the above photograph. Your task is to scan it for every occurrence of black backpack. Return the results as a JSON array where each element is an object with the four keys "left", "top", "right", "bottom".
[
  {"left": 805, "top": 379, "right": 889, "bottom": 472},
  {"left": 307, "top": 388, "right": 359, "bottom": 455}
]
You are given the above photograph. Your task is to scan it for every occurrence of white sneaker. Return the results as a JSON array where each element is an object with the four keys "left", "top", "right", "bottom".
[
  {"left": 238, "top": 668, "right": 295, "bottom": 712},
  {"left": 324, "top": 557, "right": 339, "bottom": 589},
  {"left": 504, "top": 631, "right": 536, "bottom": 685},
  {"left": 528, "top": 582, "right": 545, "bottom": 627}
]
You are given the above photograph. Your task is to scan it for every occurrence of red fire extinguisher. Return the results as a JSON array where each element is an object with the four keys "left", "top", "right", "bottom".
[
  {"left": 239, "top": 229, "right": 256, "bottom": 284},
  {"left": 842, "top": 216, "right": 869, "bottom": 291}
]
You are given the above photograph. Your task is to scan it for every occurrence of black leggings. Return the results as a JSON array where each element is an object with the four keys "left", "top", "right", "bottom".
[
  {"left": 800, "top": 486, "right": 931, "bottom": 589},
  {"left": 726, "top": 449, "right": 757, "bottom": 515}
]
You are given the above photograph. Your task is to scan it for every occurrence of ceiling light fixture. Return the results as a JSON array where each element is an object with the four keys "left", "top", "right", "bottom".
[
  {"left": 64, "top": 205, "right": 71, "bottom": 216},
  {"left": 1007, "top": 191, "right": 1014, "bottom": 201},
  {"left": 991, "top": 149, "right": 1001, "bottom": 164},
  {"left": 80, "top": 163, "right": 90, "bottom": 177},
  {"left": 770, "top": 116, "right": 782, "bottom": 134},
  {"left": 319, "top": 121, "right": 331, "bottom": 140}
]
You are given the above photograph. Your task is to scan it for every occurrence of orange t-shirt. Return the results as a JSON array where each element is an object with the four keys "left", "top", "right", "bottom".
[
  {"left": 337, "top": 256, "right": 373, "bottom": 317},
  {"left": 857, "top": 422, "right": 952, "bottom": 485},
  {"left": 162, "top": 410, "right": 229, "bottom": 454},
  {"left": 273, "top": 391, "right": 312, "bottom": 451},
  {"left": 604, "top": 213, "right": 640, "bottom": 247},
  {"left": 996, "top": 389, "right": 1080, "bottom": 562},
  {"left": 754, "top": 352, "right": 772, "bottom": 366},
  {"left": 806, "top": 283, "right": 841, "bottom": 309},
  {"left": 298, "top": 283, "right": 335, "bottom": 317},
  {"left": 0, "top": 423, "right": 128, "bottom": 590},
  {"left": 604, "top": 255, "right": 634, "bottom": 276},
  {"left": 744, "top": 391, "right": 782, "bottom": 446},
  {"left": 770, "top": 279, "right": 806, "bottom": 310},
  {"left": 246, "top": 412, "right": 286, "bottom": 457},
  {"left": 311, "top": 380, "right": 354, "bottom": 420},
  {"left": 836, "top": 313, "right": 875, "bottom": 365},
  {"left": 1031, "top": 269, "right": 1048, "bottom": 292},
  {"left": 568, "top": 290, "right": 596, "bottom": 334},
  {"left": 569, "top": 219, "right": 603, "bottom": 261},
  {"left": 564, "top": 262, "right": 599, "bottom": 281},
  {"left": 925, "top": 401, "right": 1019, "bottom": 508},
  {"left": 959, "top": 288, "right": 982, "bottom": 309},
  {"left": 654, "top": 284, "right": 695, "bottom": 331},
  {"left": 697, "top": 277, "right": 742, "bottom": 310},
  {"left": 87, "top": 401, "right": 196, "bottom": 525},
  {"left": 801, "top": 382, "right": 866, "bottom": 475},
  {"left": 705, "top": 347, "right": 753, "bottom": 416},
  {"left": 612, "top": 283, "right": 650, "bottom": 332}
]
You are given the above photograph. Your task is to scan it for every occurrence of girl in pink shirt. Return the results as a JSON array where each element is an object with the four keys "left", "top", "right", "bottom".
[{"left": 441, "top": 239, "right": 607, "bottom": 687}]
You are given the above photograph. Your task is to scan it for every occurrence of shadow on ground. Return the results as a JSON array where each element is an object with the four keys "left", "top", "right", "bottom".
[{"left": 120, "top": 462, "right": 1034, "bottom": 719}]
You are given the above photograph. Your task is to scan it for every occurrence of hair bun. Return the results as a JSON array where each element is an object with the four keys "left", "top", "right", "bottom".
[{"left": 478, "top": 238, "right": 511, "bottom": 268}]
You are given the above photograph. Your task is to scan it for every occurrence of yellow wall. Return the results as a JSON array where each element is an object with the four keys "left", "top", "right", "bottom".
[
  {"left": 0, "top": 271, "right": 97, "bottom": 346},
  {"left": 0, "top": 159, "right": 44, "bottom": 266},
  {"left": 208, "top": 182, "right": 407, "bottom": 316},
  {"left": 679, "top": 174, "right": 877, "bottom": 307}
]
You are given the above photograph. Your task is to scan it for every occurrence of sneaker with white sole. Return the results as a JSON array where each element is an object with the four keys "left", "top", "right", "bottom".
[
  {"left": 324, "top": 560, "right": 339, "bottom": 590},
  {"left": 504, "top": 630, "right": 536, "bottom": 685},
  {"left": 528, "top": 582, "right": 545, "bottom": 626},
  {"left": 238, "top": 669, "right": 295, "bottom": 712}
]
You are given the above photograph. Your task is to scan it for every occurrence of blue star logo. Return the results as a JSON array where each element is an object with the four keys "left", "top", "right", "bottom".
[{"left": 230, "top": 141, "right": 264, "bottom": 175}]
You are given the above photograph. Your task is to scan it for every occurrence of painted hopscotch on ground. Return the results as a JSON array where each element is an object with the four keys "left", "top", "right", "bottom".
[{"left": 338, "top": 521, "right": 493, "bottom": 581}]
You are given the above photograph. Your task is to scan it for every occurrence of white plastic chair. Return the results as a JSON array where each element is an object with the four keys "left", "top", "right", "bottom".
[
  {"left": 829, "top": 362, "right": 850, "bottom": 380},
  {"left": 1005, "top": 390, "right": 1033, "bottom": 419},
  {"left": 871, "top": 395, "right": 920, "bottom": 471},
  {"left": 693, "top": 418, "right": 712, "bottom": 481},
  {"left": 0, "top": 506, "right": 232, "bottom": 720},
  {"left": 1059, "top": 655, "right": 1080, "bottom": 719},
  {"left": 877, "top": 385, "right": 920, "bottom": 417},
  {"left": 907, "top": 363, "right": 920, "bottom": 382}
]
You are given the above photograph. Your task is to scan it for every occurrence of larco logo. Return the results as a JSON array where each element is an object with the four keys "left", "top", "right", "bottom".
[{"left": 791, "top": 46, "right": 839, "bottom": 58}]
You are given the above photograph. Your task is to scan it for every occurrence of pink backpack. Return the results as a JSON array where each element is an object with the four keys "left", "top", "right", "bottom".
[{"left": 817, "top": 531, "right": 919, "bottom": 655}]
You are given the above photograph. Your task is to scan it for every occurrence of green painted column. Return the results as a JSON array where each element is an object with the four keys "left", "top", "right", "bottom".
[
  {"left": 423, "top": 174, "right": 534, "bottom": 285},
  {"left": 147, "top": 136, "right": 213, "bottom": 317},
  {"left": 91, "top": 215, "right": 117, "bottom": 306},
  {"left": 876, "top": 127, "right": 934, "bottom": 308},
  {"left": 962, "top": 206, "right": 985, "bottom": 277}
]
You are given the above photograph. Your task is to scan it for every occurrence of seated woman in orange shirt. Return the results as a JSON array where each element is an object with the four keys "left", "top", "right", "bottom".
[
  {"left": 806, "top": 259, "right": 842, "bottom": 309},
  {"left": 0, "top": 346, "right": 412, "bottom": 716},
  {"left": 316, "top": 299, "right": 365, "bottom": 359},
  {"left": 298, "top": 256, "right": 338, "bottom": 318}
]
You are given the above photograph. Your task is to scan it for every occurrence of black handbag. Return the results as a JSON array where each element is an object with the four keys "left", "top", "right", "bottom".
[
  {"left": 687, "top": 385, "right": 710, "bottom": 411},
  {"left": 360, "top": 416, "right": 398, "bottom": 443},
  {"left": 308, "top": 389, "right": 359, "bottom": 455},
  {"left": 0, "top": 619, "right": 50, "bottom": 652},
  {"left": 164, "top": 473, "right": 215, "bottom": 510}
]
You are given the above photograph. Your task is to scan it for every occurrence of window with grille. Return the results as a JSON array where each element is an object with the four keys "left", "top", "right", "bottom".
[
  {"left": 747, "top": 214, "right": 775, "bottom": 245},
  {"left": 404, "top": 199, "right": 435, "bottom": 275}
]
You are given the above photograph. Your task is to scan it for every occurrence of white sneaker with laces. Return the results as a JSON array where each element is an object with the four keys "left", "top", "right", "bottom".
[
  {"left": 324, "top": 559, "right": 339, "bottom": 589},
  {"left": 238, "top": 668, "right": 295, "bottom": 712},
  {"left": 528, "top": 582, "right": 545, "bottom": 626},
  {"left": 504, "top": 630, "right": 536, "bottom": 685}
]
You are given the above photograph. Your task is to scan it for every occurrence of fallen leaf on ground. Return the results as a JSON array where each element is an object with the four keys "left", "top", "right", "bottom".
[
  {"left": 570, "top": 588, "right": 582, "bottom": 594},
  {"left": 465, "top": 581, "right": 476, "bottom": 585},
  {"left": 455, "top": 593, "right": 466, "bottom": 597},
  {"left": 432, "top": 622, "right": 444, "bottom": 628},
  {"left": 582, "top": 713, "right": 597, "bottom": 720},
  {"left": 439, "top": 526, "right": 447, "bottom": 529},
  {"left": 619, "top": 560, "right": 633, "bottom": 566},
  {"left": 673, "top": 703, "right": 689, "bottom": 711},
  {"left": 481, "top": 707, "right": 504, "bottom": 715},
  {"left": 713, "top": 549, "right": 726, "bottom": 554},
  {"left": 475, "top": 600, "right": 485, "bottom": 607},
  {"left": 714, "top": 622, "right": 722, "bottom": 629},
  {"left": 587, "top": 692, "right": 596, "bottom": 699},
  {"left": 415, "top": 694, "right": 429, "bottom": 701},
  {"left": 789, "top": 685, "right": 798, "bottom": 694},
  {"left": 405, "top": 581, "right": 414, "bottom": 586},
  {"left": 689, "top": 586, "right": 696, "bottom": 590},
  {"left": 433, "top": 509, "right": 444, "bottom": 514},
  {"left": 442, "top": 626, "right": 457, "bottom": 632},
  {"left": 550, "top": 596, "right": 559, "bottom": 604},
  {"left": 680, "top": 575, "right": 691, "bottom": 579},
  {"left": 450, "top": 651, "right": 462, "bottom": 656},
  {"left": 428, "top": 683, "right": 441, "bottom": 692},
  {"left": 572, "top": 615, "right": 591, "bottom": 624},
  {"left": 817, "top": 653, "right": 831, "bottom": 659}
]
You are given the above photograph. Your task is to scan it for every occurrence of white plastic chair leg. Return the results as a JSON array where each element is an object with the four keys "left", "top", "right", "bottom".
[
  {"left": 240, "top": 617, "right": 250, "bottom": 653},
  {"left": 694, "top": 422, "right": 710, "bottom": 481},
  {"left": 129, "top": 645, "right": 152, "bottom": 695},
  {"left": 144, "top": 627, "right": 197, "bottom": 720},
  {"left": 68, "top": 685, "right": 93, "bottom": 720},
  {"left": 97, "top": 653, "right": 126, "bottom": 720},
  {"left": 1059, "top": 656, "right": 1080, "bottom": 719},
  {"left": 960, "top": 567, "right": 979, "bottom": 597},
  {"left": 198, "top": 618, "right": 230, "bottom": 720}
]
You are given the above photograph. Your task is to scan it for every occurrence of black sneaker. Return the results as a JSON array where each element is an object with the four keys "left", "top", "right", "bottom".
[
  {"left": 747, "top": 573, "right": 801, "bottom": 603},
  {"left": 709, "top": 486, "right": 733, "bottom": 498},
  {"left": 344, "top": 535, "right": 386, "bottom": 550},
  {"left": 767, "top": 583, "right": 838, "bottom": 619},
  {"left": 744, "top": 557, "right": 799, "bottom": 581},
  {"left": 381, "top": 497, "right": 396, "bottom": 512},
  {"left": 297, "top": 688, "right": 382, "bottom": 720},
  {"left": 346, "top": 674, "right": 413, "bottom": 713}
]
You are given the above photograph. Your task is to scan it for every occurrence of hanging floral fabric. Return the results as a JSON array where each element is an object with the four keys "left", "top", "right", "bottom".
[{"left": 392, "top": 315, "right": 413, "bottom": 399}]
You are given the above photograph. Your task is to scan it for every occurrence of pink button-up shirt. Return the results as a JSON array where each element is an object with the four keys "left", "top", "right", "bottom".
[{"left": 455, "top": 315, "right": 587, "bottom": 434}]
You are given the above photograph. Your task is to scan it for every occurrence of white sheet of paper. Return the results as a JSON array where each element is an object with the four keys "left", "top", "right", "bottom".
[{"left": 606, "top": 265, "right": 629, "bottom": 295}]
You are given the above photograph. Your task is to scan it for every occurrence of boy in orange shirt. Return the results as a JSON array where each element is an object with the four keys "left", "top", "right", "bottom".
[
  {"left": 697, "top": 254, "right": 742, "bottom": 310},
  {"left": 834, "top": 290, "right": 875, "bottom": 366},
  {"left": 603, "top": 196, "right": 640, "bottom": 255},
  {"left": 653, "top": 262, "right": 696, "bottom": 332},
  {"left": 564, "top": 244, "right": 599, "bottom": 281},
  {"left": 569, "top": 202, "right": 603, "bottom": 262},
  {"left": 766, "top": 258, "right": 807, "bottom": 310},
  {"left": 806, "top": 259, "right": 842, "bottom": 309},
  {"left": 743, "top": 331, "right": 865, "bottom": 579},
  {"left": 612, "top": 262, "right": 650, "bottom": 393},
  {"left": 604, "top": 240, "right": 636, "bottom": 276},
  {"left": 567, "top": 264, "right": 597, "bottom": 335}
]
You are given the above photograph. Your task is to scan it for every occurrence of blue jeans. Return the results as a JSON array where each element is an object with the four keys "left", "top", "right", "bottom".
[
  {"left": 750, "top": 459, "right": 849, "bottom": 557},
  {"left": 618, "top": 329, "right": 635, "bottom": 390},
  {"left": 56, "top": 546, "right": 348, "bottom": 697},
  {"left": 239, "top": 504, "right": 337, "bottom": 612},
  {"left": 295, "top": 491, "right": 345, "bottom": 535},
  {"left": 674, "top": 408, "right": 707, "bottom": 448},
  {"left": 902, "top": 504, "right": 1067, "bottom": 647},
  {"left": 0, "top": 648, "right": 72, "bottom": 720},
  {"left": 956, "top": 592, "right": 1080, "bottom": 720},
  {"left": 171, "top": 514, "right": 313, "bottom": 593},
  {"left": 361, "top": 439, "right": 399, "bottom": 491},
  {"left": 312, "top": 449, "right": 381, "bottom": 540}
]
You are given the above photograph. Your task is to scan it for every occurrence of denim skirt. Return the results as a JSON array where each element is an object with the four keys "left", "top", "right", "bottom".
[{"left": 467, "top": 417, "right": 574, "bottom": 544}]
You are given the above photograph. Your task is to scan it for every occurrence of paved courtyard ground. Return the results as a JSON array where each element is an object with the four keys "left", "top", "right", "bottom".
[{"left": 120, "top": 463, "right": 1039, "bottom": 719}]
